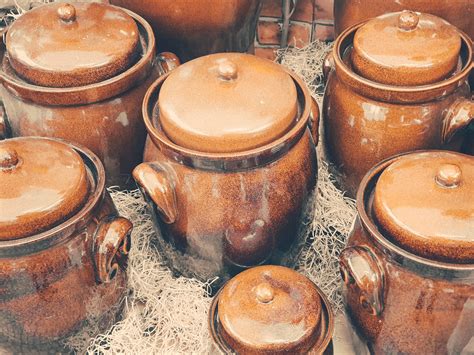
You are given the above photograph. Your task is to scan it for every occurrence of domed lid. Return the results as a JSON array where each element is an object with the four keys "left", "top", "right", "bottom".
[
  {"left": 0, "top": 138, "right": 89, "bottom": 240},
  {"left": 216, "top": 265, "right": 326, "bottom": 353},
  {"left": 373, "top": 151, "right": 474, "bottom": 263},
  {"left": 157, "top": 53, "right": 299, "bottom": 153},
  {"left": 351, "top": 11, "right": 461, "bottom": 86},
  {"left": 6, "top": 2, "right": 139, "bottom": 88}
]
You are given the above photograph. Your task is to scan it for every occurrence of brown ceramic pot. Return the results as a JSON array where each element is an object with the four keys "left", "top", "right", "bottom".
[
  {"left": 323, "top": 11, "right": 474, "bottom": 197},
  {"left": 209, "top": 265, "right": 334, "bottom": 354},
  {"left": 340, "top": 150, "right": 474, "bottom": 354},
  {"left": 133, "top": 53, "right": 319, "bottom": 286},
  {"left": 0, "top": 2, "right": 180, "bottom": 187},
  {"left": 109, "top": 0, "right": 262, "bottom": 62},
  {"left": 0, "top": 137, "right": 132, "bottom": 353}
]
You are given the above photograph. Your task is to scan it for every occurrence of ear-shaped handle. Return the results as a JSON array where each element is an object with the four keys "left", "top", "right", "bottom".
[
  {"left": 157, "top": 52, "right": 181, "bottom": 75},
  {"left": 340, "top": 245, "right": 385, "bottom": 316},
  {"left": 322, "top": 51, "right": 335, "bottom": 83},
  {"left": 133, "top": 162, "right": 178, "bottom": 224},
  {"left": 0, "top": 99, "right": 11, "bottom": 140},
  {"left": 93, "top": 216, "right": 133, "bottom": 284},
  {"left": 442, "top": 98, "right": 474, "bottom": 145},
  {"left": 309, "top": 97, "right": 320, "bottom": 146}
]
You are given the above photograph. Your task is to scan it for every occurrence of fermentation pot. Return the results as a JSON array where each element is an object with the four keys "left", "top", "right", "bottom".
[
  {"left": 209, "top": 265, "right": 334, "bottom": 354},
  {"left": 133, "top": 53, "right": 319, "bottom": 285},
  {"left": 323, "top": 11, "right": 474, "bottom": 197},
  {"left": 0, "top": 2, "right": 179, "bottom": 186},
  {"left": 340, "top": 150, "right": 474, "bottom": 354},
  {"left": 0, "top": 137, "right": 132, "bottom": 352},
  {"left": 109, "top": 0, "right": 262, "bottom": 62}
]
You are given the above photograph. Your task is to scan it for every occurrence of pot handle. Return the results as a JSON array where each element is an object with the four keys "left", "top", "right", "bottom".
[
  {"left": 157, "top": 52, "right": 181, "bottom": 75},
  {"left": 322, "top": 51, "right": 335, "bottom": 83},
  {"left": 93, "top": 216, "right": 133, "bottom": 284},
  {"left": 340, "top": 245, "right": 385, "bottom": 316},
  {"left": 442, "top": 98, "right": 474, "bottom": 144},
  {"left": 0, "top": 99, "right": 10, "bottom": 140},
  {"left": 309, "top": 97, "right": 320, "bottom": 146},
  {"left": 132, "top": 162, "right": 178, "bottom": 224}
]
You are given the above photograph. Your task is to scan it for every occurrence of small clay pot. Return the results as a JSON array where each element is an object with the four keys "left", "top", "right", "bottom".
[
  {"left": 133, "top": 53, "right": 319, "bottom": 286},
  {"left": 340, "top": 150, "right": 474, "bottom": 354},
  {"left": 209, "top": 265, "right": 334, "bottom": 354},
  {"left": 0, "top": 2, "right": 180, "bottom": 187},
  {"left": 323, "top": 11, "right": 474, "bottom": 197},
  {"left": 109, "top": 0, "right": 262, "bottom": 62},
  {"left": 0, "top": 137, "right": 132, "bottom": 352}
]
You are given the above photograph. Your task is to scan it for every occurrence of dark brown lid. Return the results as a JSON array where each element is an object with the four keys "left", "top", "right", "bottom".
[
  {"left": 0, "top": 138, "right": 89, "bottom": 240},
  {"left": 216, "top": 265, "right": 325, "bottom": 353},
  {"left": 6, "top": 2, "right": 139, "bottom": 88},
  {"left": 157, "top": 53, "right": 298, "bottom": 153},
  {"left": 373, "top": 151, "right": 474, "bottom": 263},
  {"left": 351, "top": 11, "right": 461, "bottom": 86}
]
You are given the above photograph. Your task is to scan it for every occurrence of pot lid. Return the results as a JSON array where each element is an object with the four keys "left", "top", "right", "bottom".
[
  {"left": 157, "top": 53, "right": 299, "bottom": 153},
  {"left": 351, "top": 11, "right": 461, "bottom": 86},
  {"left": 373, "top": 151, "right": 474, "bottom": 263},
  {"left": 6, "top": 2, "right": 139, "bottom": 88},
  {"left": 0, "top": 138, "right": 89, "bottom": 241},
  {"left": 216, "top": 265, "right": 325, "bottom": 353}
]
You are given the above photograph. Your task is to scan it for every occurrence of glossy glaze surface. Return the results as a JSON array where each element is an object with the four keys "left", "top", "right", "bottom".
[
  {"left": 6, "top": 2, "right": 139, "bottom": 88},
  {"left": 109, "top": 0, "right": 262, "bottom": 62},
  {"left": 0, "top": 138, "right": 89, "bottom": 240},
  {"left": 373, "top": 152, "right": 474, "bottom": 263},
  {"left": 340, "top": 153, "right": 474, "bottom": 354},
  {"left": 0, "top": 138, "right": 131, "bottom": 352},
  {"left": 159, "top": 54, "right": 298, "bottom": 153}
]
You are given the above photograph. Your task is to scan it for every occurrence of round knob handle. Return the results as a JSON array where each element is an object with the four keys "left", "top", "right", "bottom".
[
  {"left": 57, "top": 3, "right": 77, "bottom": 23},
  {"left": 436, "top": 164, "right": 462, "bottom": 188},
  {"left": 217, "top": 60, "right": 238, "bottom": 81},
  {"left": 0, "top": 147, "right": 19, "bottom": 170},
  {"left": 255, "top": 283, "right": 275, "bottom": 304},
  {"left": 398, "top": 10, "right": 419, "bottom": 31}
]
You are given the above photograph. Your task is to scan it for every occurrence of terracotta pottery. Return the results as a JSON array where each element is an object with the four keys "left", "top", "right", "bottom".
[
  {"left": 209, "top": 265, "right": 334, "bottom": 354},
  {"left": 0, "top": 2, "right": 180, "bottom": 187},
  {"left": 334, "top": 0, "right": 474, "bottom": 39},
  {"left": 133, "top": 53, "right": 319, "bottom": 286},
  {"left": 323, "top": 11, "right": 474, "bottom": 197},
  {"left": 0, "top": 137, "right": 132, "bottom": 352},
  {"left": 109, "top": 0, "right": 262, "bottom": 62},
  {"left": 340, "top": 150, "right": 474, "bottom": 354}
]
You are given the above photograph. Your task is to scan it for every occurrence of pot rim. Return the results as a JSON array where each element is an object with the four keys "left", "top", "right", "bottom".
[
  {"left": 0, "top": 137, "right": 105, "bottom": 256},
  {"left": 357, "top": 150, "right": 474, "bottom": 271},
  {"left": 208, "top": 279, "right": 335, "bottom": 354},
  {"left": 333, "top": 20, "right": 473, "bottom": 103},
  {"left": 0, "top": 6, "right": 155, "bottom": 106},
  {"left": 142, "top": 66, "right": 313, "bottom": 170}
]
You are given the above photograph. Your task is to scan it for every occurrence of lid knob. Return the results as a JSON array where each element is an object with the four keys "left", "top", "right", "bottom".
[
  {"left": 436, "top": 164, "right": 462, "bottom": 188},
  {"left": 57, "top": 3, "right": 77, "bottom": 23},
  {"left": 0, "top": 147, "right": 19, "bottom": 170},
  {"left": 217, "top": 60, "right": 238, "bottom": 81},
  {"left": 398, "top": 10, "right": 419, "bottom": 31},
  {"left": 255, "top": 282, "right": 275, "bottom": 303}
]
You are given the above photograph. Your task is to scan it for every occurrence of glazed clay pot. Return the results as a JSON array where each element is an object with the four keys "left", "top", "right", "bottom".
[
  {"left": 0, "top": 2, "right": 180, "bottom": 187},
  {"left": 133, "top": 53, "right": 319, "bottom": 285},
  {"left": 109, "top": 0, "right": 262, "bottom": 62},
  {"left": 340, "top": 150, "right": 474, "bottom": 354},
  {"left": 209, "top": 265, "right": 334, "bottom": 354},
  {"left": 323, "top": 11, "right": 474, "bottom": 197},
  {"left": 0, "top": 137, "right": 132, "bottom": 353}
]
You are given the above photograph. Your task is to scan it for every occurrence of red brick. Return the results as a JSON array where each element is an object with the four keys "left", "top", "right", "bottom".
[
  {"left": 255, "top": 47, "right": 278, "bottom": 60},
  {"left": 313, "top": 22, "right": 334, "bottom": 41},
  {"left": 260, "top": 0, "right": 282, "bottom": 17},
  {"left": 292, "top": 0, "right": 314, "bottom": 22},
  {"left": 314, "top": 0, "right": 334, "bottom": 21},
  {"left": 257, "top": 20, "right": 281, "bottom": 45},
  {"left": 287, "top": 22, "right": 311, "bottom": 47}
]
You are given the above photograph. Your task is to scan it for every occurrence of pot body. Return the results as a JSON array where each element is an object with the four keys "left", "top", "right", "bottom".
[
  {"left": 109, "top": 0, "right": 262, "bottom": 62},
  {"left": 323, "top": 71, "right": 471, "bottom": 197},
  {"left": 334, "top": 0, "right": 474, "bottom": 39},
  {"left": 141, "top": 131, "right": 317, "bottom": 286},
  {"left": 342, "top": 216, "right": 474, "bottom": 354}
]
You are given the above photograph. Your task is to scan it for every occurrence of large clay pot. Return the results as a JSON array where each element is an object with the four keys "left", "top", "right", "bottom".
[
  {"left": 340, "top": 150, "right": 474, "bottom": 354},
  {"left": 0, "top": 137, "right": 132, "bottom": 353},
  {"left": 133, "top": 53, "right": 319, "bottom": 286},
  {"left": 0, "top": 2, "right": 179, "bottom": 187},
  {"left": 109, "top": 0, "right": 262, "bottom": 62},
  {"left": 323, "top": 11, "right": 474, "bottom": 197}
]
